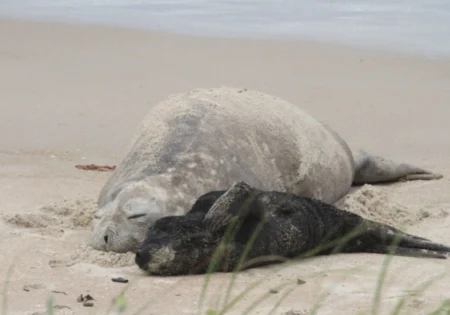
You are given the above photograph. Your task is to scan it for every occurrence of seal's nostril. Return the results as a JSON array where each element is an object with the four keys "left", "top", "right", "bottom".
[
  {"left": 104, "top": 235, "right": 108, "bottom": 244},
  {"left": 135, "top": 251, "right": 141, "bottom": 258}
]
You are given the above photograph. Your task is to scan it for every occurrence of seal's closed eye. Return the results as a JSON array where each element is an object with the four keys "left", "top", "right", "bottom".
[{"left": 128, "top": 213, "right": 147, "bottom": 219}]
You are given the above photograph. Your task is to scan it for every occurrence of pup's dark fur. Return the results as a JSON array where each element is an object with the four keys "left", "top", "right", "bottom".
[{"left": 135, "top": 182, "right": 450, "bottom": 276}]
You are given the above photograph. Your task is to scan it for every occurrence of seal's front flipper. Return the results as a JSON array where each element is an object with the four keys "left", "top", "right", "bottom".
[
  {"left": 204, "top": 181, "right": 256, "bottom": 235},
  {"left": 352, "top": 150, "right": 443, "bottom": 185},
  {"left": 365, "top": 244, "right": 447, "bottom": 259}
]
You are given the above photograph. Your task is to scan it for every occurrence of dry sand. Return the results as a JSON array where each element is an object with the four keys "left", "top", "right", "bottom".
[{"left": 1, "top": 17, "right": 450, "bottom": 315}]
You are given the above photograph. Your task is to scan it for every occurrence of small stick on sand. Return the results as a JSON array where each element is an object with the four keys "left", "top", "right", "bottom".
[{"left": 75, "top": 164, "right": 116, "bottom": 172}]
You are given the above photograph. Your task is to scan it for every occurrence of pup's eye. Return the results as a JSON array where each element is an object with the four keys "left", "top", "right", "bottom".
[{"left": 128, "top": 213, "right": 146, "bottom": 219}]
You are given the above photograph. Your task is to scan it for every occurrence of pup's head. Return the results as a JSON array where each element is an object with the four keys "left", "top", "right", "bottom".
[{"left": 135, "top": 213, "right": 215, "bottom": 276}]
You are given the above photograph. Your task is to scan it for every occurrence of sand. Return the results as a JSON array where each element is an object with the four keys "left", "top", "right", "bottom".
[{"left": 1, "top": 17, "right": 450, "bottom": 315}]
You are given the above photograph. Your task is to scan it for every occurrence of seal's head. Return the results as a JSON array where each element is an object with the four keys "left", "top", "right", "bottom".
[
  {"left": 90, "top": 181, "right": 166, "bottom": 253},
  {"left": 135, "top": 212, "right": 214, "bottom": 276}
]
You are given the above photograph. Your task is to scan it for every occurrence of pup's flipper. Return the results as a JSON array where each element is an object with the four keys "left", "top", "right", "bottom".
[
  {"left": 366, "top": 223, "right": 450, "bottom": 258},
  {"left": 365, "top": 244, "right": 448, "bottom": 259},
  {"left": 204, "top": 181, "right": 256, "bottom": 235},
  {"left": 188, "top": 190, "right": 226, "bottom": 215}
]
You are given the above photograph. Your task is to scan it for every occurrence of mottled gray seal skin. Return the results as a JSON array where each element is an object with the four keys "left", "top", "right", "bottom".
[
  {"left": 135, "top": 182, "right": 450, "bottom": 276},
  {"left": 91, "top": 87, "right": 442, "bottom": 253}
]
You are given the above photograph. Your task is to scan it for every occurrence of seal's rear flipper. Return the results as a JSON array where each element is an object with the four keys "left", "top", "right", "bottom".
[
  {"left": 398, "top": 235, "right": 450, "bottom": 254},
  {"left": 366, "top": 244, "right": 448, "bottom": 259},
  {"left": 365, "top": 224, "right": 450, "bottom": 259},
  {"left": 352, "top": 150, "right": 443, "bottom": 185}
]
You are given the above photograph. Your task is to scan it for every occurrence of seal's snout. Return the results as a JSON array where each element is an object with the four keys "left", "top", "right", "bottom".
[{"left": 135, "top": 249, "right": 151, "bottom": 270}]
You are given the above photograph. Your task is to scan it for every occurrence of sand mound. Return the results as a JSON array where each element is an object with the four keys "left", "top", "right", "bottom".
[
  {"left": 2, "top": 197, "right": 136, "bottom": 268},
  {"left": 336, "top": 184, "right": 448, "bottom": 228},
  {"left": 2, "top": 198, "right": 97, "bottom": 234},
  {"left": 67, "top": 244, "right": 136, "bottom": 268},
  {"left": 47, "top": 244, "right": 136, "bottom": 269}
]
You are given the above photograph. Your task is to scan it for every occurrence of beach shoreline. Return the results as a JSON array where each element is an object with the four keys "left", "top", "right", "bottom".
[
  {"left": 2, "top": 0, "right": 450, "bottom": 59},
  {"left": 3, "top": 15, "right": 450, "bottom": 61},
  {"left": 1, "top": 16, "right": 450, "bottom": 314}
]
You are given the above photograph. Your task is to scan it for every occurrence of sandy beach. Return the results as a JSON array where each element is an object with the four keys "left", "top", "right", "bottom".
[{"left": 1, "top": 17, "right": 450, "bottom": 315}]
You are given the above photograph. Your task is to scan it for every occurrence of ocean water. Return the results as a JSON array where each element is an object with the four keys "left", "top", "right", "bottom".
[{"left": 1, "top": 0, "right": 450, "bottom": 57}]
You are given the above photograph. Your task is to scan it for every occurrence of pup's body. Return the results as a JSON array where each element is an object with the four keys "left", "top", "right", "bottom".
[{"left": 135, "top": 182, "right": 450, "bottom": 276}]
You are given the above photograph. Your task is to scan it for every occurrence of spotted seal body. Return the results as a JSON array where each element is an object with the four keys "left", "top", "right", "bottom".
[
  {"left": 135, "top": 182, "right": 450, "bottom": 276},
  {"left": 91, "top": 87, "right": 442, "bottom": 253}
]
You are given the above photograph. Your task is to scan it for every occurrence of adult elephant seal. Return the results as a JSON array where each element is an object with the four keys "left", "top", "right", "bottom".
[{"left": 90, "top": 87, "right": 442, "bottom": 253}]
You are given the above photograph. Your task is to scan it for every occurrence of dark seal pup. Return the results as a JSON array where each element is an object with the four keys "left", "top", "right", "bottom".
[{"left": 135, "top": 182, "right": 450, "bottom": 276}]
